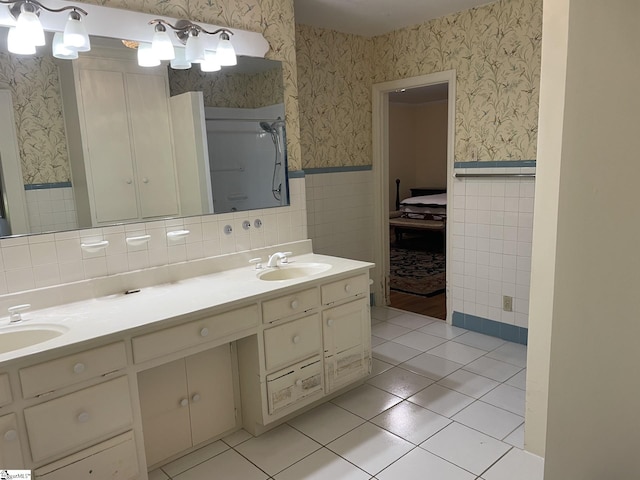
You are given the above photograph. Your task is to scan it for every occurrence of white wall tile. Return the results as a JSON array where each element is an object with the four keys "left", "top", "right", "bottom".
[{"left": 448, "top": 173, "right": 535, "bottom": 329}]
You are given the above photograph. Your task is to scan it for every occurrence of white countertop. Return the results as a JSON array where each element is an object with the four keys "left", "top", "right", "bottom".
[{"left": 0, "top": 251, "right": 374, "bottom": 365}]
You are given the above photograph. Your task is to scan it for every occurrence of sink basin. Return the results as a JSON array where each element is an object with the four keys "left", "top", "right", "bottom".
[
  {"left": 258, "top": 263, "right": 332, "bottom": 281},
  {"left": 0, "top": 324, "right": 68, "bottom": 354}
]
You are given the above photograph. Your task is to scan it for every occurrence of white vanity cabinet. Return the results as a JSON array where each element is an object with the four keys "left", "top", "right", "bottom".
[
  {"left": 0, "top": 247, "right": 373, "bottom": 476},
  {"left": 138, "top": 345, "right": 236, "bottom": 467},
  {"left": 238, "top": 272, "right": 372, "bottom": 434},
  {"left": 0, "top": 413, "right": 23, "bottom": 468},
  {"left": 321, "top": 275, "right": 371, "bottom": 392},
  {"left": 59, "top": 52, "right": 179, "bottom": 226}
]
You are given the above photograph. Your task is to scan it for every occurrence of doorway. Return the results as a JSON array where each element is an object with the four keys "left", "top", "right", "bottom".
[{"left": 371, "top": 70, "right": 456, "bottom": 323}]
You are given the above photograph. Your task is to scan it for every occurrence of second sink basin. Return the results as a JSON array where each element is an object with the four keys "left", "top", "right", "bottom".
[
  {"left": 0, "top": 324, "right": 68, "bottom": 355},
  {"left": 258, "top": 263, "right": 332, "bottom": 281}
]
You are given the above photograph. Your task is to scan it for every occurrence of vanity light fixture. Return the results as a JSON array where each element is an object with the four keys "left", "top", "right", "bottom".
[
  {"left": 148, "top": 18, "right": 236, "bottom": 70},
  {"left": 0, "top": 0, "right": 89, "bottom": 57}
]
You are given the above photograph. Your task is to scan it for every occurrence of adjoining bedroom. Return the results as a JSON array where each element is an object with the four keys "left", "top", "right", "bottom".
[{"left": 388, "top": 83, "right": 448, "bottom": 319}]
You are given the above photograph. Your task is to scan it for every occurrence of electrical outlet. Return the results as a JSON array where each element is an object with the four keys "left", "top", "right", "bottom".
[{"left": 502, "top": 295, "right": 513, "bottom": 312}]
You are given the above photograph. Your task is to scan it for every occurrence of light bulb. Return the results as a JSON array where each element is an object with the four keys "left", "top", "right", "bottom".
[
  {"left": 185, "top": 30, "right": 205, "bottom": 63},
  {"left": 137, "top": 42, "right": 160, "bottom": 67},
  {"left": 52, "top": 31, "right": 78, "bottom": 59},
  {"left": 7, "top": 26, "right": 36, "bottom": 55},
  {"left": 151, "top": 23, "right": 174, "bottom": 61},
  {"left": 16, "top": 4, "right": 45, "bottom": 47},
  {"left": 200, "top": 50, "right": 220, "bottom": 72},
  {"left": 216, "top": 31, "right": 236, "bottom": 66},
  {"left": 63, "top": 10, "right": 90, "bottom": 52},
  {"left": 170, "top": 47, "right": 191, "bottom": 70}
]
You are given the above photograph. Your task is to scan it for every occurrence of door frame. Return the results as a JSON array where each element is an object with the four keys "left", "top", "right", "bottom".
[{"left": 371, "top": 70, "right": 456, "bottom": 323}]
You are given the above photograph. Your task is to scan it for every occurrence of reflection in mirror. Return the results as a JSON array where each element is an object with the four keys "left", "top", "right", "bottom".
[{"left": 0, "top": 30, "right": 288, "bottom": 238}]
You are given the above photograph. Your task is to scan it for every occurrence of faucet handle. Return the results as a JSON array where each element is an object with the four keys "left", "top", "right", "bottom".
[
  {"left": 8, "top": 304, "right": 31, "bottom": 323},
  {"left": 281, "top": 252, "right": 293, "bottom": 264},
  {"left": 249, "top": 257, "right": 263, "bottom": 270}
]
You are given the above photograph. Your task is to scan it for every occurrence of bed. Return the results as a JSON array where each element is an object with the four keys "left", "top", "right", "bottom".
[{"left": 389, "top": 179, "right": 447, "bottom": 242}]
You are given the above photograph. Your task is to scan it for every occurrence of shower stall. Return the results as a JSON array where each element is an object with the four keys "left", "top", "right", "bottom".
[{"left": 204, "top": 104, "right": 288, "bottom": 214}]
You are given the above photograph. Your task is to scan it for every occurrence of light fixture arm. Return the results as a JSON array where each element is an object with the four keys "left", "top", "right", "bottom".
[
  {"left": 149, "top": 18, "right": 232, "bottom": 44},
  {"left": 0, "top": 0, "right": 88, "bottom": 19}
]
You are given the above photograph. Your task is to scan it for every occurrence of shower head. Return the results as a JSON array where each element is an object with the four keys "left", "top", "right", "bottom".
[
  {"left": 260, "top": 121, "right": 275, "bottom": 133},
  {"left": 260, "top": 119, "right": 285, "bottom": 134}
]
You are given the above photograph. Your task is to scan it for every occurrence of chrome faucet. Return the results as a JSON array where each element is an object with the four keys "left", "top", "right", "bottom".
[{"left": 267, "top": 251, "right": 292, "bottom": 268}]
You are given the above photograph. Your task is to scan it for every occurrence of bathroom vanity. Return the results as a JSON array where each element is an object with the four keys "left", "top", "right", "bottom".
[{"left": 0, "top": 241, "right": 373, "bottom": 479}]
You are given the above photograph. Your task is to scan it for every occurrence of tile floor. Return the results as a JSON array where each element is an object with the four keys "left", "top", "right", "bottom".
[{"left": 149, "top": 306, "right": 544, "bottom": 480}]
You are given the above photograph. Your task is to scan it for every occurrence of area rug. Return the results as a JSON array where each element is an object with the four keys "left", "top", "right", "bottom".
[{"left": 390, "top": 245, "right": 446, "bottom": 297}]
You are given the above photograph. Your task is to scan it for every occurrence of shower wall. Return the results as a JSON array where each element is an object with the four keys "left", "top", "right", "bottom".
[{"left": 205, "top": 103, "right": 288, "bottom": 213}]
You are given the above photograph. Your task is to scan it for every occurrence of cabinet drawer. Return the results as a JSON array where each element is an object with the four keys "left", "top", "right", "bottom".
[
  {"left": 133, "top": 304, "right": 258, "bottom": 363},
  {"left": 19, "top": 342, "right": 127, "bottom": 398},
  {"left": 325, "top": 346, "right": 370, "bottom": 393},
  {"left": 0, "top": 413, "right": 23, "bottom": 468},
  {"left": 321, "top": 274, "right": 369, "bottom": 305},
  {"left": 263, "top": 314, "right": 321, "bottom": 371},
  {"left": 266, "top": 357, "right": 322, "bottom": 415},
  {"left": 262, "top": 288, "right": 318, "bottom": 323},
  {"left": 24, "top": 376, "right": 133, "bottom": 462},
  {"left": 34, "top": 431, "right": 138, "bottom": 480},
  {"left": 0, "top": 373, "right": 11, "bottom": 407}
]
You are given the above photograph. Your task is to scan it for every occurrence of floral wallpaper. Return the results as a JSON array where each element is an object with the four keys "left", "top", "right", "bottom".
[
  {"left": 296, "top": 0, "right": 542, "bottom": 167},
  {"left": 0, "top": 54, "right": 71, "bottom": 184},
  {"left": 8, "top": 0, "right": 300, "bottom": 185},
  {"left": 296, "top": 25, "right": 373, "bottom": 169},
  {"left": 169, "top": 64, "right": 284, "bottom": 108}
]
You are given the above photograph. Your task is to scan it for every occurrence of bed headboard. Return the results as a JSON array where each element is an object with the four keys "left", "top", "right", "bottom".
[{"left": 395, "top": 179, "right": 446, "bottom": 210}]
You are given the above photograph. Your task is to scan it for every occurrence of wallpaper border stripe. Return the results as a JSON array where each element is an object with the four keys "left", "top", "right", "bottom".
[
  {"left": 454, "top": 160, "right": 537, "bottom": 169},
  {"left": 24, "top": 182, "right": 72, "bottom": 190},
  {"left": 303, "top": 165, "right": 372, "bottom": 175},
  {"left": 452, "top": 311, "right": 528, "bottom": 345}
]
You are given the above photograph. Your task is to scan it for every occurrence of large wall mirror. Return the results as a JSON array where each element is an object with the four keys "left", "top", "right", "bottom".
[{"left": 0, "top": 15, "right": 287, "bottom": 239}]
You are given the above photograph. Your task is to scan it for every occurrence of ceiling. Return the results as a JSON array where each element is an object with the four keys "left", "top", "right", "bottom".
[{"left": 293, "top": 0, "right": 493, "bottom": 37}]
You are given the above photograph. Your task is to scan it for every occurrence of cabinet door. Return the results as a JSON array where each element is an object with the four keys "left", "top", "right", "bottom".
[
  {"left": 0, "top": 413, "right": 23, "bottom": 468},
  {"left": 78, "top": 68, "right": 138, "bottom": 224},
  {"left": 186, "top": 345, "right": 236, "bottom": 445},
  {"left": 323, "top": 298, "right": 371, "bottom": 393},
  {"left": 323, "top": 298, "right": 369, "bottom": 356},
  {"left": 138, "top": 359, "right": 191, "bottom": 466},
  {"left": 126, "top": 72, "right": 179, "bottom": 219}
]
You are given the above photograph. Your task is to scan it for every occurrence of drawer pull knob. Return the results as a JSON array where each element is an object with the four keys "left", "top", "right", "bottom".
[
  {"left": 290, "top": 300, "right": 299, "bottom": 309},
  {"left": 200, "top": 327, "right": 209, "bottom": 337},
  {"left": 292, "top": 335, "right": 301, "bottom": 344},
  {"left": 295, "top": 379, "right": 303, "bottom": 387},
  {"left": 192, "top": 393, "right": 201, "bottom": 403},
  {"left": 4, "top": 429, "right": 17, "bottom": 442},
  {"left": 327, "top": 319, "right": 334, "bottom": 327},
  {"left": 344, "top": 284, "right": 352, "bottom": 293},
  {"left": 180, "top": 398, "right": 189, "bottom": 408},
  {"left": 77, "top": 412, "right": 90, "bottom": 423},
  {"left": 73, "top": 363, "right": 86, "bottom": 374}
]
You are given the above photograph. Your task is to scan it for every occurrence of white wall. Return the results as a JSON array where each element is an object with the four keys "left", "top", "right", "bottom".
[
  {"left": 451, "top": 170, "right": 534, "bottom": 332},
  {"left": 25, "top": 187, "right": 78, "bottom": 234},
  {"left": 306, "top": 170, "right": 375, "bottom": 263},
  {"left": 388, "top": 101, "right": 448, "bottom": 211},
  {"left": 0, "top": 178, "right": 306, "bottom": 293},
  {"left": 527, "top": 0, "right": 640, "bottom": 475}
]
